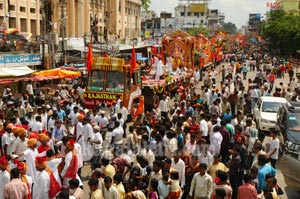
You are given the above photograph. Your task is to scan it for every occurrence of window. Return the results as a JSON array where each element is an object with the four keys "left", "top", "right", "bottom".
[
  {"left": 30, "top": 8, "right": 35, "bottom": 13},
  {"left": 288, "top": 114, "right": 300, "bottom": 131},
  {"left": 88, "top": 70, "right": 105, "bottom": 91},
  {"left": 201, "top": 12, "right": 204, "bottom": 16},
  {"left": 9, "top": 5, "right": 15, "bottom": 11},
  {"left": 286, "top": 143, "right": 300, "bottom": 159},
  {"left": 119, "top": 0, "right": 121, "bottom": 12},
  {"left": 187, "top": 12, "right": 191, "bottom": 16},
  {"left": 180, "top": 12, "right": 184, "bottom": 16},
  {"left": 106, "top": 71, "right": 124, "bottom": 92},
  {"left": 0, "top": 4, "right": 3, "bottom": 10},
  {"left": 261, "top": 102, "right": 283, "bottom": 113},
  {"left": 20, "top": 6, "right": 26, "bottom": 12}
]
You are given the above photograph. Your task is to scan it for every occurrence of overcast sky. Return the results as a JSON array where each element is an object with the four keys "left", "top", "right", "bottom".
[{"left": 149, "top": 0, "right": 270, "bottom": 28}]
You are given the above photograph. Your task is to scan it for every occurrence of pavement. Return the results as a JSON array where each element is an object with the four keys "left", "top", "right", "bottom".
[{"left": 80, "top": 62, "right": 300, "bottom": 198}]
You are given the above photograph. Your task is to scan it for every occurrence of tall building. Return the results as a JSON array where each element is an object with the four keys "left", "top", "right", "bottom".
[
  {"left": 0, "top": 0, "right": 141, "bottom": 42},
  {"left": 100, "top": 0, "right": 142, "bottom": 42},
  {"left": 276, "top": 0, "right": 300, "bottom": 13},
  {"left": 207, "top": 9, "right": 225, "bottom": 36},
  {"left": 0, "top": 0, "right": 42, "bottom": 35},
  {"left": 248, "top": 13, "right": 261, "bottom": 33},
  {"left": 50, "top": 0, "right": 91, "bottom": 38}
]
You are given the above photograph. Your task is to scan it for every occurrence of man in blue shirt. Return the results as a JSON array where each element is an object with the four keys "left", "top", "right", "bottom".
[
  {"left": 257, "top": 154, "right": 276, "bottom": 192},
  {"left": 56, "top": 104, "right": 66, "bottom": 122}
]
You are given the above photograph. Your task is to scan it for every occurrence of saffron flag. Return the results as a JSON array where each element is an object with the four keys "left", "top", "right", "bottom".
[
  {"left": 130, "top": 46, "right": 137, "bottom": 75},
  {"left": 132, "top": 98, "right": 144, "bottom": 120},
  {"left": 86, "top": 43, "right": 93, "bottom": 73}
]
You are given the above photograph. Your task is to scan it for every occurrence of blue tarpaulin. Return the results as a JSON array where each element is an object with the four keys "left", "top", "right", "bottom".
[{"left": 136, "top": 56, "right": 148, "bottom": 61}]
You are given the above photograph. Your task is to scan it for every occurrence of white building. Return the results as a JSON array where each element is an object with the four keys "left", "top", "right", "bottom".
[{"left": 174, "top": 3, "right": 208, "bottom": 30}]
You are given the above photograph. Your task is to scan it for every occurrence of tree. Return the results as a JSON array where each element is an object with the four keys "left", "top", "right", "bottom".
[
  {"left": 187, "top": 26, "right": 209, "bottom": 37},
  {"left": 222, "top": 22, "right": 237, "bottom": 34},
  {"left": 263, "top": 10, "right": 300, "bottom": 56},
  {"left": 141, "top": 0, "right": 151, "bottom": 11}
]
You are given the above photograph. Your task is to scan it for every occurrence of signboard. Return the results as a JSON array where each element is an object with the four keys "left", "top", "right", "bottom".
[
  {"left": 0, "top": 54, "right": 41, "bottom": 67},
  {"left": 93, "top": 44, "right": 119, "bottom": 52},
  {"left": 249, "top": 14, "right": 261, "bottom": 25},
  {"left": 84, "top": 91, "right": 123, "bottom": 107},
  {"left": 189, "top": 4, "right": 206, "bottom": 12},
  {"left": 145, "top": 31, "right": 151, "bottom": 38},
  {"left": 92, "top": 57, "right": 124, "bottom": 71}
]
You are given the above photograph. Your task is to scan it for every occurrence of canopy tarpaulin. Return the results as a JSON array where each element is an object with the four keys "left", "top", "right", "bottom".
[
  {"left": 0, "top": 66, "right": 35, "bottom": 77},
  {"left": 34, "top": 69, "right": 81, "bottom": 78}
]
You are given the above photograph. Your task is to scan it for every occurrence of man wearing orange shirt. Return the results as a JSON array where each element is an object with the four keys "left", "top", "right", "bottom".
[{"left": 238, "top": 173, "right": 257, "bottom": 199}]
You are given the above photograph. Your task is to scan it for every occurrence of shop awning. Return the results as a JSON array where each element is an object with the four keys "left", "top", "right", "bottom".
[
  {"left": 0, "top": 66, "right": 35, "bottom": 77},
  {"left": 33, "top": 68, "right": 81, "bottom": 78}
]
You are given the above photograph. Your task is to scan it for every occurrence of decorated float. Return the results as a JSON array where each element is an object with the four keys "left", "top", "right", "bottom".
[{"left": 142, "top": 30, "right": 194, "bottom": 111}]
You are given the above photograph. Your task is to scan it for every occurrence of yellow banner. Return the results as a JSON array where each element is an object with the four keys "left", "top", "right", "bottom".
[
  {"left": 92, "top": 57, "right": 124, "bottom": 71},
  {"left": 189, "top": 4, "right": 206, "bottom": 13},
  {"left": 84, "top": 91, "right": 123, "bottom": 100}
]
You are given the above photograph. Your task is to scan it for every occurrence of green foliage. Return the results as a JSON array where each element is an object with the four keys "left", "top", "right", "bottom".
[
  {"left": 222, "top": 22, "right": 237, "bottom": 34},
  {"left": 187, "top": 26, "right": 209, "bottom": 37},
  {"left": 141, "top": 0, "right": 151, "bottom": 11},
  {"left": 263, "top": 10, "right": 300, "bottom": 56}
]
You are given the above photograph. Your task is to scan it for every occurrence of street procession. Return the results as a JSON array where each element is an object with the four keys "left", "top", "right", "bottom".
[{"left": 0, "top": 0, "right": 300, "bottom": 199}]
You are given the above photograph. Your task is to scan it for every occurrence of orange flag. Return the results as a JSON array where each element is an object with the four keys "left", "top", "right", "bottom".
[
  {"left": 132, "top": 98, "right": 144, "bottom": 120},
  {"left": 86, "top": 43, "right": 93, "bottom": 73},
  {"left": 130, "top": 46, "right": 137, "bottom": 75}
]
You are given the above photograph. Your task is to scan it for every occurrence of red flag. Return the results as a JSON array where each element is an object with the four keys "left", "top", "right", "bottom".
[
  {"left": 130, "top": 46, "right": 136, "bottom": 74},
  {"left": 86, "top": 43, "right": 93, "bottom": 73},
  {"left": 151, "top": 46, "right": 157, "bottom": 55}
]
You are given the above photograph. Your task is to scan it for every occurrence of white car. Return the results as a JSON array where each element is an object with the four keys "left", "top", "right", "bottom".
[{"left": 254, "top": 96, "right": 287, "bottom": 132}]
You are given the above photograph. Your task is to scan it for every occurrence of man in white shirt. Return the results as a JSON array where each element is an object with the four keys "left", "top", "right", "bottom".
[
  {"left": 116, "top": 101, "right": 128, "bottom": 122},
  {"left": 103, "top": 176, "right": 120, "bottom": 199},
  {"left": 111, "top": 121, "right": 124, "bottom": 157},
  {"left": 189, "top": 163, "right": 213, "bottom": 199},
  {"left": 98, "top": 111, "right": 109, "bottom": 129},
  {"left": 154, "top": 56, "right": 163, "bottom": 81},
  {"left": 12, "top": 128, "right": 27, "bottom": 161},
  {"left": 171, "top": 151, "right": 185, "bottom": 189},
  {"left": 209, "top": 126, "right": 223, "bottom": 156},
  {"left": 67, "top": 106, "right": 80, "bottom": 126},
  {"left": 267, "top": 128, "right": 280, "bottom": 169},
  {"left": 83, "top": 118, "right": 94, "bottom": 142},
  {"left": 90, "top": 128, "right": 103, "bottom": 170},
  {"left": 1, "top": 124, "right": 13, "bottom": 156},
  {"left": 31, "top": 116, "right": 43, "bottom": 132},
  {"left": 200, "top": 113, "right": 208, "bottom": 142},
  {"left": 26, "top": 80, "right": 34, "bottom": 106},
  {"left": 75, "top": 115, "right": 84, "bottom": 145},
  {"left": 185, "top": 134, "right": 197, "bottom": 155},
  {"left": 159, "top": 95, "right": 169, "bottom": 120}
]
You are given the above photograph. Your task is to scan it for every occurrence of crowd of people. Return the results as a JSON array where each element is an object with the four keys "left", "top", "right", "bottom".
[{"left": 0, "top": 45, "right": 299, "bottom": 199}]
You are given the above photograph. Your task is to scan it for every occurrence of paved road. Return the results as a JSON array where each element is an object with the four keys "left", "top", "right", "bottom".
[{"left": 80, "top": 62, "right": 300, "bottom": 198}]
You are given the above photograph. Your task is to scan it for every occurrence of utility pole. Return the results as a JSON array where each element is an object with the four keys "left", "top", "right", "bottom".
[
  {"left": 60, "top": 0, "right": 66, "bottom": 65},
  {"left": 41, "top": 0, "right": 47, "bottom": 69}
]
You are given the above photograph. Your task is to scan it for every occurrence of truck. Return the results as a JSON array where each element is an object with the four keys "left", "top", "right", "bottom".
[{"left": 84, "top": 57, "right": 143, "bottom": 116}]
